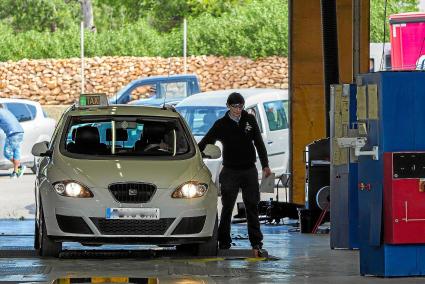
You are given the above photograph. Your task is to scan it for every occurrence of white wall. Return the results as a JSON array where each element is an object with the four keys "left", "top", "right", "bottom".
[
  {"left": 420, "top": 0, "right": 425, "bottom": 12},
  {"left": 370, "top": 43, "right": 391, "bottom": 72}
]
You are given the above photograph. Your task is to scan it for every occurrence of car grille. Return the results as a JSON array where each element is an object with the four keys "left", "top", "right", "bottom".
[
  {"left": 90, "top": 218, "right": 175, "bottom": 235},
  {"left": 108, "top": 182, "right": 156, "bottom": 203}
]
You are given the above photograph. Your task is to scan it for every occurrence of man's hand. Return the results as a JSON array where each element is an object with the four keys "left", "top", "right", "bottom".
[{"left": 262, "top": 167, "right": 272, "bottom": 178}]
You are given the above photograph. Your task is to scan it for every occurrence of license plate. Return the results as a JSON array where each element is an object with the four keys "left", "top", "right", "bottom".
[{"left": 106, "top": 208, "right": 160, "bottom": 220}]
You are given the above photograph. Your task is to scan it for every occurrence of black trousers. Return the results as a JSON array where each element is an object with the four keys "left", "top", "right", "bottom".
[{"left": 218, "top": 166, "right": 263, "bottom": 248}]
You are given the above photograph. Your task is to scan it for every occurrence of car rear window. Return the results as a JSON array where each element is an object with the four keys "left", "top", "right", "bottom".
[
  {"left": 5, "top": 103, "right": 33, "bottom": 122},
  {"left": 62, "top": 116, "right": 192, "bottom": 158}
]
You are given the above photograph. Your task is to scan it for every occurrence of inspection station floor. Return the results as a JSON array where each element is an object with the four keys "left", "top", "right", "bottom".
[{"left": 1, "top": 220, "right": 425, "bottom": 283}]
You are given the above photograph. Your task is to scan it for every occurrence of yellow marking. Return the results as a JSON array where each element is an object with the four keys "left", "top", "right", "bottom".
[
  {"left": 245, "top": 257, "right": 267, "bottom": 262},
  {"left": 92, "top": 277, "right": 129, "bottom": 283}
]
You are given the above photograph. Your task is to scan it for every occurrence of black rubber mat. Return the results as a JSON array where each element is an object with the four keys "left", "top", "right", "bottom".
[{"left": 0, "top": 247, "right": 278, "bottom": 260}]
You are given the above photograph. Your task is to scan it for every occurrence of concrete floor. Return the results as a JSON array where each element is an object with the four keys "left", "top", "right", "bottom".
[{"left": 1, "top": 220, "right": 425, "bottom": 283}]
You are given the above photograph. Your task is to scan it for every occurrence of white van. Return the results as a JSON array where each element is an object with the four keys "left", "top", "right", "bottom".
[{"left": 176, "top": 88, "right": 289, "bottom": 186}]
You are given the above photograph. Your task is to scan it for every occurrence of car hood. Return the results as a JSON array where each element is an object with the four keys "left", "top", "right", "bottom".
[{"left": 51, "top": 155, "right": 203, "bottom": 189}]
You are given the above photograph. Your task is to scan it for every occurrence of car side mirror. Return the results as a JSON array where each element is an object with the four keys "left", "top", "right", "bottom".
[
  {"left": 32, "top": 141, "right": 51, "bottom": 157},
  {"left": 202, "top": 144, "right": 221, "bottom": 159}
]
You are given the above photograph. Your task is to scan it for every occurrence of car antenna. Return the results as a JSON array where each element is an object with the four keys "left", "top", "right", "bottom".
[{"left": 162, "top": 57, "right": 172, "bottom": 110}]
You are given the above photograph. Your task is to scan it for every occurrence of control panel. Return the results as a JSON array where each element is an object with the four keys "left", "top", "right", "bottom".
[
  {"left": 393, "top": 153, "right": 425, "bottom": 179},
  {"left": 384, "top": 152, "right": 425, "bottom": 244}
]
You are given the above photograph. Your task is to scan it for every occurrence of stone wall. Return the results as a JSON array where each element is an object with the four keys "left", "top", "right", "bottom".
[{"left": 0, "top": 56, "right": 288, "bottom": 105}]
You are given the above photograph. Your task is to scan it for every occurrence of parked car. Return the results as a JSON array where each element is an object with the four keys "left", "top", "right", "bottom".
[
  {"left": 175, "top": 88, "right": 289, "bottom": 185},
  {"left": 32, "top": 94, "right": 220, "bottom": 257},
  {"left": 0, "top": 98, "right": 56, "bottom": 173},
  {"left": 109, "top": 74, "right": 200, "bottom": 107}
]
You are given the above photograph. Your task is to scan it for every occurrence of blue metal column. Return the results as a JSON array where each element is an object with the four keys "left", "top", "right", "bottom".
[{"left": 357, "top": 72, "right": 425, "bottom": 277}]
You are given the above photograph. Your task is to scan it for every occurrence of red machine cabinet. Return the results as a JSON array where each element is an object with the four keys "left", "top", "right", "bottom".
[{"left": 384, "top": 152, "right": 425, "bottom": 244}]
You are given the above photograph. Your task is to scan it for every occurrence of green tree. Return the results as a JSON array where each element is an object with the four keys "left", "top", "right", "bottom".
[
  {"left": 370, "top": 0, "right": 418, "bottom": 43},
  {"left": 146, "top": 0, "right": 251, "bottom": 32},
  {"left": 93, "top": 0, "right": 149, "bottom": 31},
  {"left": 0, "top": 0, "right": 80, "bottom": 32}
]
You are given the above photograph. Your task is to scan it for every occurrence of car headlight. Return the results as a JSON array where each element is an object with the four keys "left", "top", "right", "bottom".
[
  {"left": 53, "top": 181, "right": 93, "bottom": 198},
  {"left": 171, "top": 181, "right": 208, "bottom": 199}
]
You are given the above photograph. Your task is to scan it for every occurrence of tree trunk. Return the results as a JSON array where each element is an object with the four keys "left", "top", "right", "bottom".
[{"left": 81, "top": 0, "right": 96, "bottom": 32}]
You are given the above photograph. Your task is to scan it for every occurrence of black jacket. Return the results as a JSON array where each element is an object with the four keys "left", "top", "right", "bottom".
[{"left": 198, "top": 110, "right": 269, "bottom": 170}]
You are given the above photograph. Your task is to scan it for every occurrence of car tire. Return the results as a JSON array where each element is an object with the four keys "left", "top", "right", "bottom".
[
  {"left": 194, "top": 214, "right": 218, "bottom": 257},
  {"left": 36, "top": 206, "right": 62, "bottom": 257},
  {"left": 34, "top": 219, "right": 39, "bottom": 250}
]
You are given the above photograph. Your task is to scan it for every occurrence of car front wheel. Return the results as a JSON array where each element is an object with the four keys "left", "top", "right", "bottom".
[
  {"left": 194, "top": 215, "right": 218, "bottom": 257},
  {"left": 36, "top": 206, "right": 62, "bottom": 257},
  {"left": 175, "top": 215, "right": 218, "bottom": 257}
]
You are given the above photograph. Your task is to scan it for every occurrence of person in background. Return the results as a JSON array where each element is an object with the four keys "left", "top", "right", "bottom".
[
  {"left": 0, "top": 104, "right": 26, "bottom": 178},
  {"left": 198, "top": 92, "right": 272, "bottom": 257}
]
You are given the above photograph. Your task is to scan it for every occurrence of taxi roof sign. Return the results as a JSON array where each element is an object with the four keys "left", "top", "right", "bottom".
[{"left": 78, "top": 93, "right": 109, "bottom": 107}]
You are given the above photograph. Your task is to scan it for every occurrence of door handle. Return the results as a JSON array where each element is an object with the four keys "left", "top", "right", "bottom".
[{"left": 267, "top": 141, "right": 273, "bottom": 144}]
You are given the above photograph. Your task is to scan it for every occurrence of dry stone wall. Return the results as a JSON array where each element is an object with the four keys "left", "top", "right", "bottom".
[{"left": 0, "top": 56, "right": 288, "bottom": 105}]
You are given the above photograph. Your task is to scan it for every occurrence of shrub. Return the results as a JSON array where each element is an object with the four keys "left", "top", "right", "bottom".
[{"left": 0, "top": 0, "right": 288, "bottom": 61}]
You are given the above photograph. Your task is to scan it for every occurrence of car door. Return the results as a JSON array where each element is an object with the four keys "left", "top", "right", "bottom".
[
  {"left": 260, "top": 99, "right": 289, "bottom": 177},
  {"left": 5, "top": 102, "right": 38, "bottom": 164}
]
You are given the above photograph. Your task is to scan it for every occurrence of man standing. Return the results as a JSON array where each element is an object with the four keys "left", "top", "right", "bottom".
[
  {"left": 198, "top": 92, "right": 271, "bottom": 257},
  {"left": 0, "top": 104, "right": 26, "bottom": 178}
]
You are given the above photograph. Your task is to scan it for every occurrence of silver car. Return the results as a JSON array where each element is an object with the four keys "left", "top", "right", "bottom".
[
  {"left": 32, "top": 95, "right": 220, "bottom": 257},
  {"left": 0, "top": 98, "right": 56, "bottom": 172}
]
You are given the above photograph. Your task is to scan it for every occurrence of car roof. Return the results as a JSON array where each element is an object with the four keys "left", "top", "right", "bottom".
[
  {"left": 66, "top": 104, "right": 181, "bottom": 118},
  {"left": 128, "top": 74, "right": 198, "bottom": 85},
  {"left": 176, "top": 88, "right": 288, "bottom": 107},
  {"left": 0, "top": 98, "right": 41, "bottom": 106}
]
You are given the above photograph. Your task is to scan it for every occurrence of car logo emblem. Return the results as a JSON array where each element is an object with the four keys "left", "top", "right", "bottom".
[{"left": 128, "top": 189, "right": 137, "bottom": 196}]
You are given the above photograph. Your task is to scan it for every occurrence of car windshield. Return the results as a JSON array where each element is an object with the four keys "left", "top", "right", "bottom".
[
  {"left": 63, "top": 116, "right": 191, "bottom": 157},
  {"left": 176, "top": 106, "right": 227, "bottom": 136}
]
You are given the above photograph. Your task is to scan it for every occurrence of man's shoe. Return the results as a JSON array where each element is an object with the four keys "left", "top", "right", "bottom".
[
  {"left": 17, "top": 165, "right": 26, "bottom": 178},
  {"left": 10, "top": 172, "right": 17, "bottom": 179},
  {"left": 252, "top": 245, "right": 265, "bottom": 258},
  {"left": 252, "top": 248, "right": 260, "bottom": 258}
]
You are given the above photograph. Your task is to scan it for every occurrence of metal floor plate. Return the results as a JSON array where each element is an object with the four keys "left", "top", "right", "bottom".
[
  {"left": 0, "top": 247, "right": 37, "bottom": 258},
  {"left": 0, "top": 265, "right": 49, "bottom": 275}
]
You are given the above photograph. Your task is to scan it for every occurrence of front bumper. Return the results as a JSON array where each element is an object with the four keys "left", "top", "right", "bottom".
[{"left": 40, "top": 182, "right": 217, "bottom": 245}]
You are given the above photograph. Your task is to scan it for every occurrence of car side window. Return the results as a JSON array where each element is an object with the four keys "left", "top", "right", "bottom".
[
  {"left": 246, "top": 105, "right": 263, "bottom": 133},
  {"left": 5, "top": 103, "right": 33, "bottom": 122},
  {"left": 160, "top": 82, "right": 187, "bottom": 99},
  {"left": 130, "top": 84, "right": 156, "bottom": 103},
  {"left": 263, "top": 100, "right": 288, "bottom": 131}
]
